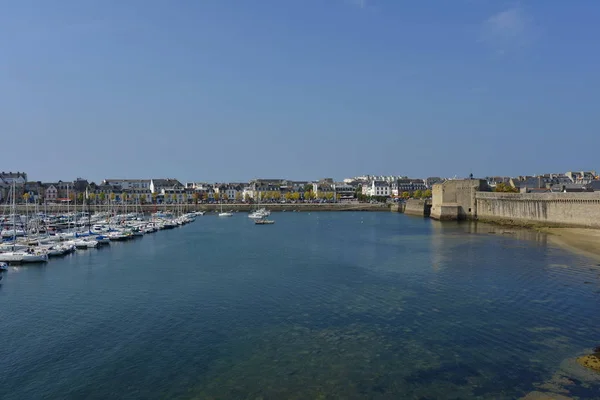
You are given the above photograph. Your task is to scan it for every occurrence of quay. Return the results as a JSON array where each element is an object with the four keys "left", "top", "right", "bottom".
[{"left": 2, "top": 202, "right": 388, "bottom": 214}]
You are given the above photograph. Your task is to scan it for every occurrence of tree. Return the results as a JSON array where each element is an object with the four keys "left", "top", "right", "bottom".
[
  {"left": 413, "top": 190, "right": 423, "bottom": 199},
  {"left": 423, "top": 189, "right": 432, "bottom": 198},
  {"left": 495, "top": 183, "right": 518, "bottom": 193},
  {"left": 273, "top": 191, "right": 281, "bottom": 201},
  {"left": 244, "top": 193, "right": 252, "bottom": 203},
  {"left": 89, "top": 193, "right": 96, "bottom": 203},
  {"left": 304, "top": 184, "right": 313, "bottom": 193},
  {"left": 221, "top": 193, "right": 229, "bottom": 201},
  {"left": 171, "top": 193, "right": 177, "bottom": 203},
  {"left": 109, "top": 192, "right": 116, "bottom": 202},
  {"left": 99, "top": 192, "right": 106, "bottom": 203},
  {"left": 305, "top": 191, "right": 316, "bottom": 201},
  {"left": 122, "top": 193, "right": 128, "bottom": 203},
  {"left": 193, "top": 192, "right": 200, "bottom": 205},
  {"left": 22, "top": 193, "right": 30, "bottom": 203},
  {"left": 152, "top": 192, "right": 158, "bottom": 204},
  {"left": 291, "top": 192, "right": 300, "bottom": 201},
  {"left": 201, "top": 192, "right": 208, "bottom": 202},
  {"left": 140, "top": 196, "right": 147, "bottom": 205},
  {"left": 214, "top": 192, "right": 220, "bottom": 201},
  {"left": 235, "top": 192, "right": 242, "bottom": 203},
  {"left": 401, "top": 191, "right": 410, "bottom": 199},
  {"left": 285, "top": 192, "right": 293, "bottom": 202},
  {"left": 325, "top": 192, "right": 334, "bottom": 201}
]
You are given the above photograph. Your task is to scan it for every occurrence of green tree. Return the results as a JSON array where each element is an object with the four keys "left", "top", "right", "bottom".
[
  {"left": 401, "top": 191, "right": 410, "bottom": 199},
  {"left": 122, "top": 193, "right": 128, "bottom": 203},
  {"left": 495, "top": 183, "right": 518, "bottom": 193},
  {"left": 214, "top": 192, "right": 220, "bottom": 201},
  {"left": 423, "top": 189, "right": 432, "bottom": 198},
  {"left": 109, "top": 192, "right": 116, "bottom": 202},
  {"left": 193, "top": 192, "right": 200, "bottom": 205},
  {"left": 99, "top": 192, "right": 106, "bottom": 203},
  {"left": 291, "top": 192, "right": 300, "bottom": 201},
  {"left": 221, "top": 193, "right": 229, "bottom": 201},
  {"left": 285, "top": 192, "right": 293, "bottom": 202},
  {"left": 235, "top": 192, "right": 242, "bottom": 203},
  {"left": 325, "top": 192, "right": 334, "bottom": 201},
  {"left": 273, "top": 191, "right": 281, "bottom": 201},
  {"left": 152, "top": 192, "right": 157, "bottom": 203},
  {"left": 413, "top": 190, "right": 423, "bottom": 199},
  {"left": 22, "top": 193, "right": 30, "bottom": 203},
  {"left": 171, "top": 193, "right": 177, "bottom": 203},
  {"left": 305, "top": 191, "right": 316, "bottom": 201}
]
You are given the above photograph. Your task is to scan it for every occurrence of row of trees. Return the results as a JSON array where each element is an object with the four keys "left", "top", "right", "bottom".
[{"left": 23, "top": 190, "right": 341, "bottom": 205}]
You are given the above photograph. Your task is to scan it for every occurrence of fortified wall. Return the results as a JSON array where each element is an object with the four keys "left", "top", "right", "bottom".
[
  {"left": 476, "top": 192, "right": 600, "bottom": 228},
  {"left": 404, "top": 199, "right": 431, "bottom": 217},
  {"left": 430, "top": 179, "right": 489, "bottom": 220},
  {"left": 430, "top": 180, "right": 600, "bottom": 227}
]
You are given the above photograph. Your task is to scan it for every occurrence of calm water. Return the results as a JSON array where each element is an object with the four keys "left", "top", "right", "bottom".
[{"left": 1, "top": 212, "right": 599, "bottom": 399}]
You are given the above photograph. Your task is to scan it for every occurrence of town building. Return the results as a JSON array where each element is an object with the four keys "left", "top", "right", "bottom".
[
  {"left": 150, "top": 179, "right": 184, "bottom": 194},
  {"left": 103, "top": 179, "right": 151, "bottom": 190},
  {"left": 0, "top": 171, "right": 27, "bottom": 185}
]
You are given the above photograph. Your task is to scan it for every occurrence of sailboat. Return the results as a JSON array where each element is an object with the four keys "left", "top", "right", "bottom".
[
  {"left": 0, "top": 182, "right": 48, "bottom": 263},
  {"left": 218, "top": 196, "right": 233, "bottom": 217}
]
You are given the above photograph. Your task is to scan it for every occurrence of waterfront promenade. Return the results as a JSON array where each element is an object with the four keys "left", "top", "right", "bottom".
[{"left": 2, "top": 202, "right": 388, "bottom": 214}]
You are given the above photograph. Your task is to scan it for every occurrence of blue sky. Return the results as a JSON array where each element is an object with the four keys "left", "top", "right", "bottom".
[{"left": 1, "top": 0, "right": 599, "bottom": 183}]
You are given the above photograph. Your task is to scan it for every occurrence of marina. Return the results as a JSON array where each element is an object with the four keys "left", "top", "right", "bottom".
[{"left": 0, "top": 182, "right": 213, "bottom": 266}]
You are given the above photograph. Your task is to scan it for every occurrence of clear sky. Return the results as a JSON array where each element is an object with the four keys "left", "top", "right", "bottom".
[{"left": 1, "top": 0, "right": 599, "bottom": 183}]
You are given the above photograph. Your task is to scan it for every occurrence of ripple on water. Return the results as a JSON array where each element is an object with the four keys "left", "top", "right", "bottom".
[{"left": 1, "top": 214, "right": 600, "bottom": 399}]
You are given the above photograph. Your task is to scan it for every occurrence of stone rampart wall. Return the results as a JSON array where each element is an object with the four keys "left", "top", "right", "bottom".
[{"left": 476, "top": 192, "right": 600, "bottom": 227}]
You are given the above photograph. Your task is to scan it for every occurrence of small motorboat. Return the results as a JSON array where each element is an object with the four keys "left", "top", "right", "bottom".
[{"left": 255, "top": 219, "right": 275, "bottom": 225}]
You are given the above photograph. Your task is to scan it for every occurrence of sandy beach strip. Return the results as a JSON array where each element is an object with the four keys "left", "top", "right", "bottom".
[{"left": 542, "top": 228, "right": 600, "bottom": 261}]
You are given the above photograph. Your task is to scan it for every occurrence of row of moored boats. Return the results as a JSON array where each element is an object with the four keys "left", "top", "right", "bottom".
[{"left": 0, "top": 211, "right": 204, "bottom": 264}]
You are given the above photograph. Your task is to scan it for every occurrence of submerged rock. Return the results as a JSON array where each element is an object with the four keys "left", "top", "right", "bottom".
[
  {"left": 577, "top": 351, "right": 600, "bottom": 373},
  {"left": 520, "top": 391, "right": 573, "bottom": 400}
]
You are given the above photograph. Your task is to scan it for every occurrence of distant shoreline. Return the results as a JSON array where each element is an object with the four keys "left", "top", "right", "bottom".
[{"left": 2, "top": 202, "right": 389, "bottom": 213}]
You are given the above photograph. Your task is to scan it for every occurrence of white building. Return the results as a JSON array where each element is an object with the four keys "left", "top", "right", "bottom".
[
  {"left": 45, "top": 185, "right": 58, "bottom": 201},
  {"left": 364, "top": 181, "right": 391, "bottom": 197},
  {"left": 150, "top": 179, "right": 183, "bottom": 194}
]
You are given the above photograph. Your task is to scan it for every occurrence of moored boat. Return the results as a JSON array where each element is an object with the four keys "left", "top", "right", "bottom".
[
  {"left": 255, "top": 219, "right": 275, "bottom": 225},
  {"left": 0, "top": 251, "right": 49, "bottom": 263}
]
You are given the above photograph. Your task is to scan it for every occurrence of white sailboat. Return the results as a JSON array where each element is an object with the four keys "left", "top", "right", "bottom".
[
  {"left": 218, "top": 197, "right": 232, "bottom": 217},
  {"left": 0, "top": 182, "right": 48, "bottom": 263}
]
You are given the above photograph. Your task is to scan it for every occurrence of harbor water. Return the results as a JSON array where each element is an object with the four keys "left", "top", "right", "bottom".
[{"left": 1, "top": 212, "right": 599, "bottom": 399}]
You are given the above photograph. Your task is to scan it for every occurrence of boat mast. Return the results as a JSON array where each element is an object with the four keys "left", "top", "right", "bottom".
[{"left": 12, "top": 181, "right": 16, "bottom": 251}]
